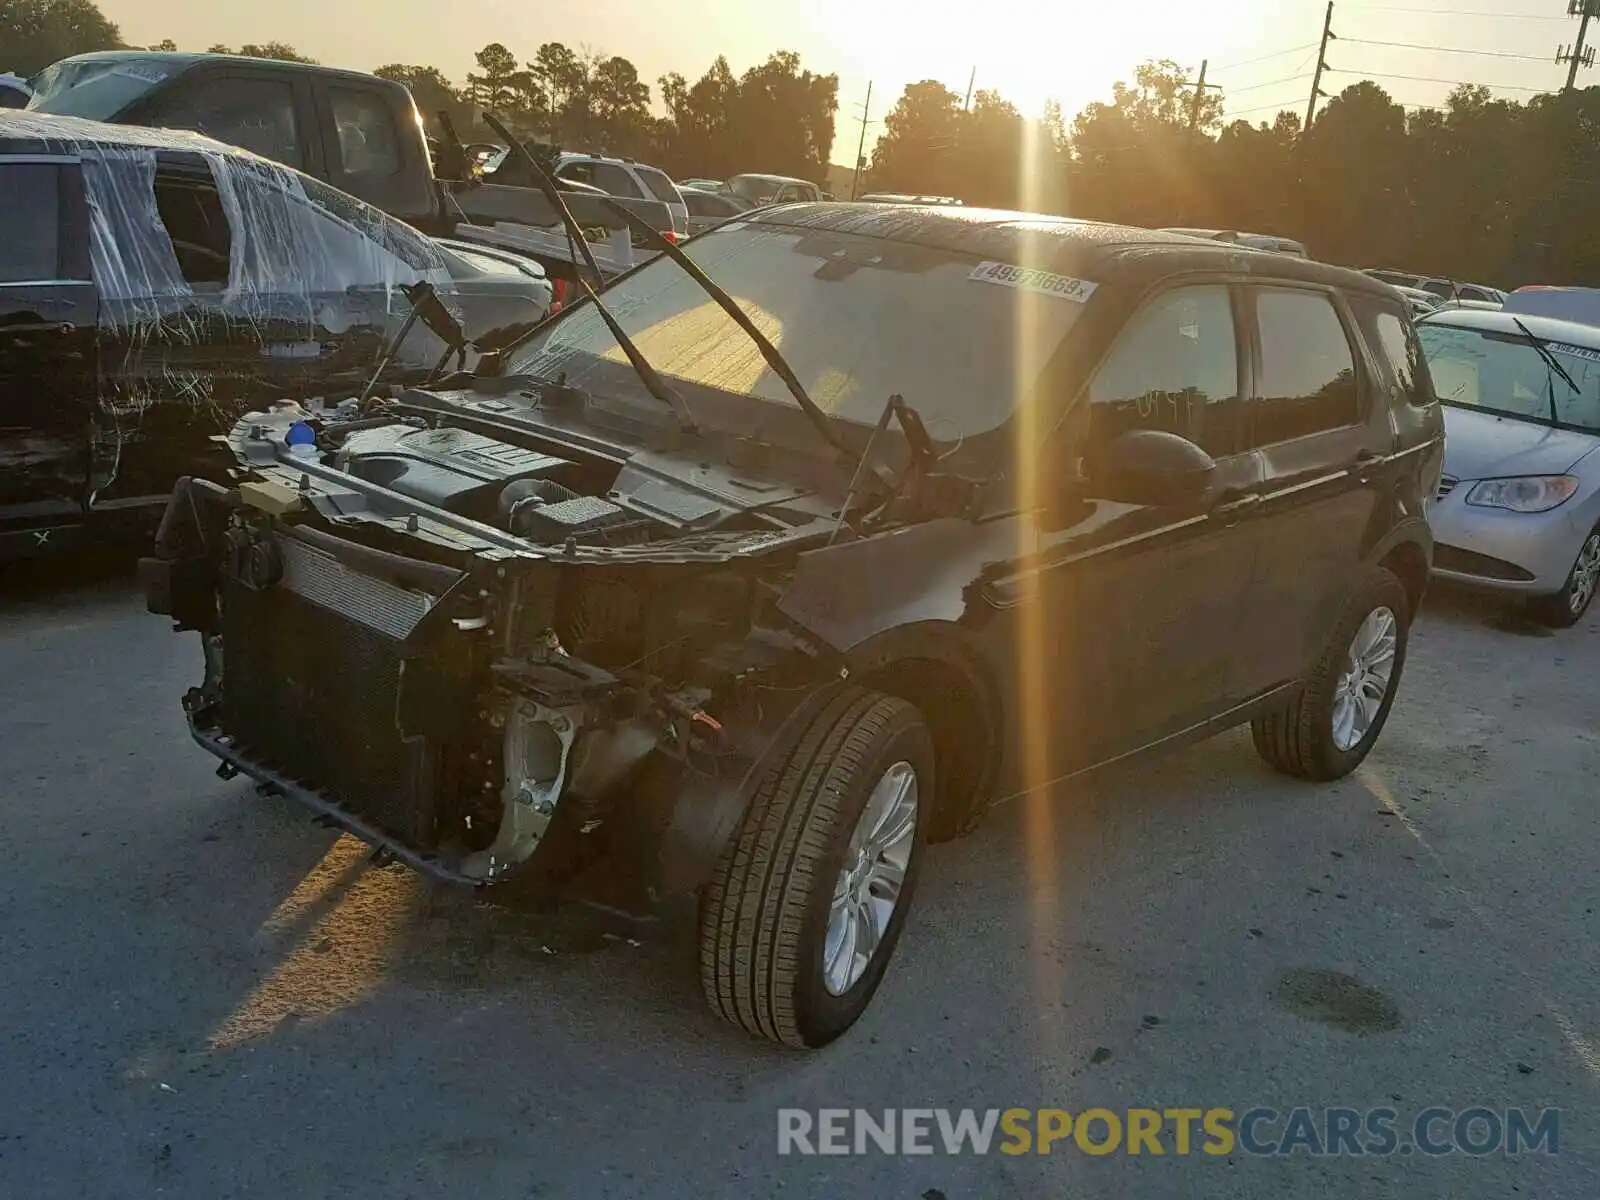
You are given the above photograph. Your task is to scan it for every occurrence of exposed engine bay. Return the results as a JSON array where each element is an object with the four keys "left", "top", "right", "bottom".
[{"left": 143, "top": 381, "right": 975, "bottom": 894}]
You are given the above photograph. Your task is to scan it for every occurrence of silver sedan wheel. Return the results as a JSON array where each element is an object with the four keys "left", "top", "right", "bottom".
[
  {"left": 1567, "top": 532, "right": 1600, "bottom": 615},
  {"left": 823, "top": 760, "right": 918, "bottom": 997},
  {"left": 1332, "top": 606, "right": 1399, "bottom": 752}
]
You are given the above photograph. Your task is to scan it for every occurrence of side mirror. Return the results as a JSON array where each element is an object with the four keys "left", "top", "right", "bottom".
[{"left": 1083, "top": 429, "right": 1217, "bottom": 508}]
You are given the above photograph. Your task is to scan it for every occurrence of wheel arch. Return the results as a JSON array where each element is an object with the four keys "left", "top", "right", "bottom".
[
  {"left": 1367, "top": 516, "right": 1433, "bottom": 620},
  {"left": 1377, "top": 537, "right": 1430, "bottom": 620},
  {"left": 844, "top": 621, "right": 1004, "bottom": 842}
]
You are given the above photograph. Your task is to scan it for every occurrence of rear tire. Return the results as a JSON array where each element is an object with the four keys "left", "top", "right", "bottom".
[
  {"left": 1526, "top": 527, "right": 1600, "bottom": 629},
  {"left": 699, "top": 687, "right": 933, "bottom": 1049},
  {"left": 1252, "top": 567, "right": 1411, "bottom": 781}
]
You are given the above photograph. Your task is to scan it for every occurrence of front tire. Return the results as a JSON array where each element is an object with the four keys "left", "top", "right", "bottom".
[
  {"left": 1526, "top": 527, "right": 1600, "bottom": 629},
  {"left": 1252, "top": 567, "right": 1411, "bottom": 781},
  {"left": 699, "top": 687, "right": 932, "bottom": 1049}
]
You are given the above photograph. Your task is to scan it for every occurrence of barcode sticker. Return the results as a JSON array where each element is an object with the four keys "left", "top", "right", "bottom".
[{"left": 969, "top": 261, "right": 1098, "bottom": 302}]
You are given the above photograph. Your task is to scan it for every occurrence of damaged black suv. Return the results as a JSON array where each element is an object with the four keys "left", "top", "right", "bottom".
[{"left": 143, "top": 203, "right": 1443, "bottom": 1048}]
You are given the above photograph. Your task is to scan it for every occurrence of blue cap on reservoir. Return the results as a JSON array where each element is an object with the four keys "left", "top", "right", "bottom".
[{"left": 286, "top": 421, "right": 316, "bottom": 447}]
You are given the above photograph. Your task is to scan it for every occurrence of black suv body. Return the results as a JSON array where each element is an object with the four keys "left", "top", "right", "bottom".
[{"left": 141, "top": 205, "right": 1443, "bottom": 1048}]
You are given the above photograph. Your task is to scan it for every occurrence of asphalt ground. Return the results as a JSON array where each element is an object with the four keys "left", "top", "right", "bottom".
[{"left": 1, "top": 552, "right": 1595, "bottom": 1198}]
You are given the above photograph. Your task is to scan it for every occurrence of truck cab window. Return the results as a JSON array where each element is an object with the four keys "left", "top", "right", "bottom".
[
  {"left": 329, "top": 87, "right": 401, "bottom": 180},
  {"left": 149, "top": 78, "right": 304, "bottom": 170}
]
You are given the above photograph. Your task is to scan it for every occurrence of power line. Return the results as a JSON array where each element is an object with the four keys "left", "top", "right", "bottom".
[
  {"left": 1338, "top": 35, "right": 1552, "bottom": 59},
  {"left": 1338, "top": 3, "right": 1570, "bottom": 16},
  {"left": 1223, "top": 71, "right": 1316, "bottom": 95},
  {"left": 1212, "top": 42, "right": 1318, "bottom": 70},
  {"left": 1328, "top": 66, "right": 1551, "bottom": 90}
]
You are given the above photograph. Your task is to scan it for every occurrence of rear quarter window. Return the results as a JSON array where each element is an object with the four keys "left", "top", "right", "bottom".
[
  {"left": 1348, "top": 292, "right": 1436, "bottom": 408},
  {"left": 636, "top": 167, "right": 681, "bottom": 204}
]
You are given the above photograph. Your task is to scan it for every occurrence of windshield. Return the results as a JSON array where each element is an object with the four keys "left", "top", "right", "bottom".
[
  {"left": 26, "top": 57, "right": 173, "bottom": 119},
  {"left": 1417, "top": 321, "right": 1600, "bottom": 433},
  {"left": 503, "top": 222, "right": 1090, "bottom": 444}
]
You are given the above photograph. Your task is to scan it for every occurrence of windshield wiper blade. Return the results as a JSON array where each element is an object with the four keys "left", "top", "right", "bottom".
[
  {"left": 1511, "top": 316, "right": 1579, "bottom": 425},
  {"left": 479, "top": 113, "right": 696, "bottom": 435},
  {"left": 591, "top": 197, "right": 861, "bottom": 469}
]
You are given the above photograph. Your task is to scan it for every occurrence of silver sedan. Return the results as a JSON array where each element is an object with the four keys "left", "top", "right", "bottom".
[{"left": 1416, "top": 308, "right": 1600, "bottom": 627}]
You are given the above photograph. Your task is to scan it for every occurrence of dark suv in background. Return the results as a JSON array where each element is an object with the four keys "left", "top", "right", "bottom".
[{"left": 142, "top": 207, "right": 1443, "bottom": 1049}]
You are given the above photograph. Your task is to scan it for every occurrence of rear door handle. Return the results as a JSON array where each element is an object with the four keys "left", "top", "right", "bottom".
[
  {"left": 1210, "top": 491, "right": 1262, "bottom": 524},
  {"left": 1348, "top": 450, "right": 1383, "bottom": 483}
]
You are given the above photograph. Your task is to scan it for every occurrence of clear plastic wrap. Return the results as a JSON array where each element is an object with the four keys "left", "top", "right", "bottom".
[
  {"left": 0, "top": 111, "right": 459, "bottom": 503},
  {"left": 0, "top": 111, "right": 457, "bottom": 329}
]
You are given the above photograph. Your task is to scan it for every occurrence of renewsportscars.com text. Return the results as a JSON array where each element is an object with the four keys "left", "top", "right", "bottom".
[{"left": 777, "top": 1107, "right": 1560, "bottom": 1157}]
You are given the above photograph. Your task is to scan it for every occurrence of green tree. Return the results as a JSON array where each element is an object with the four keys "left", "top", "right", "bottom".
[
  {"left": 0, "top": 0, "right": 121, "bottom": 75},
  {"left": 466, "top": 42, "right": 519, "bottom": 115},
  {"left": 589, "top": 55, "right": 651, "bottom": 154},
  {"left": 531, "top": 42, "right": 586, "bottom": 141},
  {"left": 374, "top": 63, "right": 476, "bottom": 138},
  {"left": 207, "top": 42, "right": 317, "bottom": 63},
  {"left": 867, "top": 80, "right": 964, "bottom": 194}
]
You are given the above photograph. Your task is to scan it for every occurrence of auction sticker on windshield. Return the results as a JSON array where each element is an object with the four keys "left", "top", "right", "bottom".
[{"left": 969, "top": 261, "right": 1098, "bottom": 303}]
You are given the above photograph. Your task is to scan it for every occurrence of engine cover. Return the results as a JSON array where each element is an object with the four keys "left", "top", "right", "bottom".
[{"left": 336, "top": 425, "right": 573, "bottom": 515}]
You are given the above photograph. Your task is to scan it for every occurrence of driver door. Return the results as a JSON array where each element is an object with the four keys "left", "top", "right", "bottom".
[{"left": 1034, "top": 283, "right": 1265, "bottom": 767}]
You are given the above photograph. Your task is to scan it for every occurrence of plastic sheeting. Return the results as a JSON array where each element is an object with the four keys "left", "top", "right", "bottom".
[
  {"left": 0, "top": 111, "right": 457, "bottom": 329},
  {"left": 0, "top": 111, "right": 459, "bottom": 505}
]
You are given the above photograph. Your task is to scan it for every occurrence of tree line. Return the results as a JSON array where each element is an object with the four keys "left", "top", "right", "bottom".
[{"left": 6, "top": 0, "right": 1599, "bottom": 285}]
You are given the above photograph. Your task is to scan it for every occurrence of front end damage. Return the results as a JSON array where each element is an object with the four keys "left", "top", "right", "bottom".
[{"left": 142, "top": 401, "right": 860, "bottom": 903}]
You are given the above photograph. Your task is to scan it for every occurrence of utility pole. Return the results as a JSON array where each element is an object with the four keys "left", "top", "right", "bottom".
[
  {"left": 963, "top": 66, "right": 977, "bottom": 112},
  {"left": 1558, "top": 0, "right": 1599, "bottom": 91},
  {"left": 850, "top": 82, "right": 873, "bottom": 200},
  {"left": 1183, "top": 59, "right": 1222, "bottom": 130},
  {"left": 1305, "top": 1, "right": 1336, "bottom": 134}
]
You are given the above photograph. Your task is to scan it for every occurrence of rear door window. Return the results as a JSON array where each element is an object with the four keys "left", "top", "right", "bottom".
[
  {"left": 1250, "top": 287, "right": 1361, "bottom": 445},
  {"left": 0, "top": 163, "right": 64, "bottom": 281},
  {"left": 328, "top": 86, "right": 401, "bottom": 180},
  {"left": 147, "top": 76, "right": 305, "bottom": 169},
  {"left": 1087, "top": 284, "right": 1244, "bottom": 458}
]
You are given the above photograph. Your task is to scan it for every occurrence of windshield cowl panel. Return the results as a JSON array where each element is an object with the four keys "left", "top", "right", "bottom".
[{"left": 502, "top": 223, "right": 1093, "bottom": 456}]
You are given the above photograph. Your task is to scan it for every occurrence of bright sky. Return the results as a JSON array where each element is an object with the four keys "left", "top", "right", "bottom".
[{"left": 100, "top": 0, "right": 1591, "bottom": 161}]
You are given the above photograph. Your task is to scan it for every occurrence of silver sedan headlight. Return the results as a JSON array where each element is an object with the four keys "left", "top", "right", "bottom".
[{"left": 1464, "top": 475, "right": 1580, "bottom": 513}]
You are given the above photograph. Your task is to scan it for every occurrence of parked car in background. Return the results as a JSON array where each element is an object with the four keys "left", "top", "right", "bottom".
[
  {"left": 141, "top": 205, "right": 1438, "bottom": 1049},
  {"left": 858, "top": 192, "right": 965, "bottom": 206},
  {"left": 678, "top": 178, "right": 724, "bottom": 191},
  {"left": 0, "top": 112, "right": 552, "bottom": 561},
  {"left": 1159, "top": 228, "right": 1308, "bottom": 257},
  {"left": 24, "top": 52, "right": 677, "bottom": 284},
  {"left": 725, "top": 172, "right": 824, "bottom": 206},
  {"left": 0, "top": 73, "right": 30, "bottom": 108},
  {"left": 1503, "top": 286, "right": 1600, "bottom": 327},
  {"left": 682, "top": 186, "right": 749, "bottom": 235},
  {"left": 1415, "top": 307, "right": 1600, "bottom": 626},
  {"left": 1394, "top": 285, "right": 1442, "bottom": 318},
  {"left": 548, "top": 152, "right": 689, "bottom": 238},
  {"left": 1364, "top": 270, "right": 1505, "bottom": 306}
]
